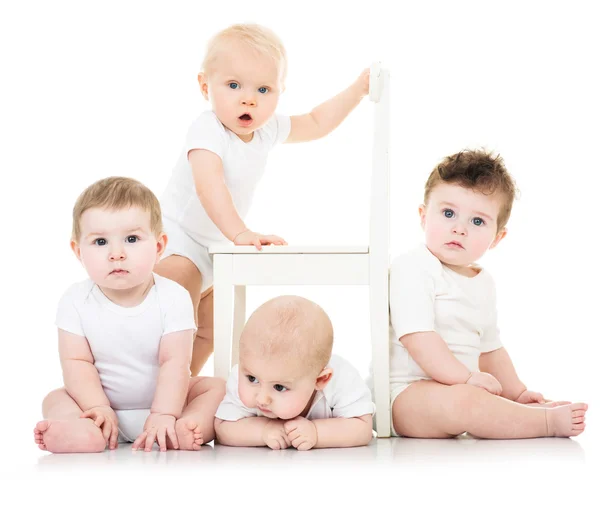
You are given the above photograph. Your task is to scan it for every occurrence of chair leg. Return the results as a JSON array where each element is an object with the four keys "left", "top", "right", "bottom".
[
  {"left": 370, "top": 277, "right": 391, "bottom": 437},
  {"left": 231, "top": 285, "right": 246, "bottom": 368},
  {"left": 213, "top": 254, "right": 234, "bottom": 380}
]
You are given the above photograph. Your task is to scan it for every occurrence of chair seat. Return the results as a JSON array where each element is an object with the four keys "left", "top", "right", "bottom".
[{"left": 209, "top": 244, "right": 369, "bottom": 254}]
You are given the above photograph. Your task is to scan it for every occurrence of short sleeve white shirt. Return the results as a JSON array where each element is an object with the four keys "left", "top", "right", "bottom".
[
  {"left": 160, "top": 111, "right": 291, "bottom": 246},
  {"left": 55, "top": 274, "right": 196, "bottom": 410},
  {"left": 215, "top": 355, "right": 375, "bottom": 421},
  {"left": 389, "top": 244, "right": 503, "bottom": 386}
]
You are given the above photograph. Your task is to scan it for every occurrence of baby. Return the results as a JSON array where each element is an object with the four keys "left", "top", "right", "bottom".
[
  {"left": 214, "top": 295, "right": 374, "bottom": 450},
  {"left": 388, "top": 149, "right": 587, "bottom": 439},
  {"left": 155, "top": 23, "right": 370, "bottom": 376},
  {"left": 33, "top": 177, "right": 225, "bottom": 453}
]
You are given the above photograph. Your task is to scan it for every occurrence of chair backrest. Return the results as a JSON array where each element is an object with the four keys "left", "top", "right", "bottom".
[{"left": 368, "top": 63, "right": 390, "bottom": 264}]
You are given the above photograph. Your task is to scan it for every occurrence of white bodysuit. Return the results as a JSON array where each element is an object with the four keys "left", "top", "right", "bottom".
[{"left": 55, "top": 274, "right": 196, "bottom": 441}]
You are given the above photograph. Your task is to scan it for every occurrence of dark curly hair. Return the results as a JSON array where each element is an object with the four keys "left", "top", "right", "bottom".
[{"left": 424, "top": 149, "right": 518, "bottom": 230}]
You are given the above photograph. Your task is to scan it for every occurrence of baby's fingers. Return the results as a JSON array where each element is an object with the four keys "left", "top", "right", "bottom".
[
  {"left": 167, "top": 425, "right": 179, "bottom": 450},
  {"left": 101, "top": 420, "right": 112, "bottom": 443},
  {"left": 287, "top": 428, "right": 301, "bottom": 442},
  {"left": 531, "top": 392, "right": 544, "bottom": 403},
  {"left": 132, "top": 431, "right": 147, "bottom": 451},
  {"left": 266, "top": 437, "right": 281, "bottom": 450},
  {"left": 253, "top": 237, "right": 263, "bottom": 251},
  {"left": 144, "top": 428, "right": 158, "bottom": 452},
  {"left": 157, "top": 428, "right": 167, "bottom": 452},
  {"left": 261, "top": 235, "right": 287, "bottom": 245},
  {"left": 80, "top": 410, "right": 98, "bottom": 422},
  {"left": 296, "top": 439, "right": 313, "bottom": 451},
  {"left": 109, "top": 424, "right": 119, "bottom": 450}
]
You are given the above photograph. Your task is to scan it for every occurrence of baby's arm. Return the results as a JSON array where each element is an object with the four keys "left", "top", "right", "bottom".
[
  {"left": 286, "top": 69, "right": 369, "bottom": 143},
  {"left": 284, "top": 415, "right": 372, "bottom": 450},
  {"left": 402, "top": 331, "right": 502, "bottom": 394},
  {"left": 151, "top": 330, "right": 194, "bottom": 417},
  {"left": 215, "top": 417, "right": 290, "bottom": 449},
  {"left": 133, "top": 329, "right": 193, "bottom": 451},
  {"left": 59, "top": 329, "right": 119, "bottom": 448},
  {"left": 59, "top": 328, "right": 111, "bottom": 411},
  {"left": 479, "top": 347, "right": 544, "bottom": 403},
  {"left": 190, "top": 149, "right": 286, "bottom": 249}
]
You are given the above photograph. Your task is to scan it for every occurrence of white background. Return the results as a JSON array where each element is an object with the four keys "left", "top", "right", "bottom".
[{"left": 1, "top": 0, "right": 598, "bottom": 501}]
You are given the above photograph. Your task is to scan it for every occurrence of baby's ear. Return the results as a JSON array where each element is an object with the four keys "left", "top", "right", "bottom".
[
  {"left": 418, "top": 204, "right": 427, "bottom": 229},
  {"left": 197, "top": 73, "right": 209, "bottom": 100},
  {"left": 315, "top": 367, "right": 333, "bottom": 391},
  {"left": 156, "top": 232, "right": 168, "bottom": 259},
  {"left": 490, "top": 227, "right": 507, "bottom": 249},
  {"left": 70, "top": 240, "right": 82, "bottom": 261}
]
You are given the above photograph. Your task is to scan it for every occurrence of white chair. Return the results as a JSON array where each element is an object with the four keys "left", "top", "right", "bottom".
[{"left": 209, "top": 62, "right": 391, "bottom": 437}]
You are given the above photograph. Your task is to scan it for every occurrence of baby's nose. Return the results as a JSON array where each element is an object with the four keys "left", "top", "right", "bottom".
[
  {"left": 256, "top": 391, "right": 271, "bottom": 405},
  {"left": 452, "top": 223, "right": 467, "bottom": 235},
  {"left": 109, "top": 248, "right": 126, "bottom": 260}
]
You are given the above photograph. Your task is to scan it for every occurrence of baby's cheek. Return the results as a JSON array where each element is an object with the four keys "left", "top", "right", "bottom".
[{"left": 238, "top": 385, "right": 254, "bottom": 408}]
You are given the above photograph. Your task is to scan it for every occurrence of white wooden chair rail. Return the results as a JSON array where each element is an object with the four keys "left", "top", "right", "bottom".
[{"left": 210, "top": 62, "right": 391, "bottom": 437}]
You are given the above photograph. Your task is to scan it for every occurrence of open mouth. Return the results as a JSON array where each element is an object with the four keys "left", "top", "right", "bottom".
[{"left": 238, "top": 113, "right": 253, "bottom": 126}]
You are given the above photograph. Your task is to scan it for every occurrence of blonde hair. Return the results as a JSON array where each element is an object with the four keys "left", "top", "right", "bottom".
[
  {"left": 240, "top": 296, "right": 334, "bottom": 374},
  {"left": 71, "top": 176, "right": 163, "bottom": 242},
  {"left": 202, "top": 23, "right": 288, "bottom": 85}
]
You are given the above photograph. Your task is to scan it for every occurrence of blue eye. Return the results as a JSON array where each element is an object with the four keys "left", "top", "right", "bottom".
[
  {"left": 443, "top": 209, "right": 455, "bottom": 218},
  {"left": 472, "top": 217, "right": 485, "bottom": 226},
  {"left": 247, "top": 375, "right": 258, "bottom": 384},
  {"left": 229, "top": 82, "right": 239, "bottom": 89},
  {"left": 273, "top": 384, "right": 287, "bottom": 392},
  {"left": 126, "top": 235, "right": 138, "bottom": 243},
  {"left": 94, "top": 238, "right": 107, "bottom": 246},
  {"left": 258, "top": 87, "right": 268, "bottom": 94}
]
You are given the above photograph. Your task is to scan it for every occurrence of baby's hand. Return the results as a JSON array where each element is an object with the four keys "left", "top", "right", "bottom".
[
  {"left": 132, "top": 413, "right": 178, "bottom": 452},
  {"left": 233, "top": 230, "right": 287, "bottom": 251},
  {"left": 80, "top": 405, "right": 119, "bottom": 450},
  {"left": 262, "top": 419, "right": 291, "bottom": 450},
  {"left": 354, "top": 68, "right": 370, "bottom": 98},
  {"left": 466, "top": 371, "right": 503, "bottom": 396},
  {"left": 283, "top": 416, "right": 317, "bottom": 451},
  {"left": 515, "top": 389, "right": 546, "bottom": 405}
]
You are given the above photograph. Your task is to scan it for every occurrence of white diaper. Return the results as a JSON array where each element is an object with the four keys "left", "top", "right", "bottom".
[
  {"left": 389, "top": 382, "right": 413, "bottom": 437},
  {"left": 162, "top": 217, "right": 214, "bottom": 289},
  {"left": 115, "top": 409, "right": 150, "bottom": 443}
]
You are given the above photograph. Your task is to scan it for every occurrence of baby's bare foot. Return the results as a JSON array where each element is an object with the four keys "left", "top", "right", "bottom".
[
  {"left": 530, "top": 400, "right": 571, "bottom": 408},
  {"left": 33, "top": 419, "right": 106, "bottom": 453},
  {"left": 546, "top": 403, "right": 588, "bottom": 437},
  {"left": 174, "top": 419, "right": 204, "bottom": 450}
]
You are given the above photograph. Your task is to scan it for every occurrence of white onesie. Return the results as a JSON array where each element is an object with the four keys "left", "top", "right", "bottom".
[
  {"left": 55, "top": 273, "right": 196, "bottom": 441},
  {"left": 160, "top": 111, "right": 291, "bottom": 288},
  {"left": 386, "top": 244, "right": 503, "bottom": 433},
  {"left": 216, "top": 354, "right": 375, "bottom": 422}
]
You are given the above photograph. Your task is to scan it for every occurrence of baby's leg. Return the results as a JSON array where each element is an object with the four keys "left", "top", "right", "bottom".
[
  {"left": 392, "top": 381, "right": 587, "bottom": 439},
  {"left": 170, "top": 377, "right": 226, "bottom": 450},
  {"left": 33, "top": 388, "right": 106, "bottom": 453},
  {"left": 191, "top": 287, "right": 214, "bottom": 376},
  {"left": 154, "top": 255, "right": 211, "bottom": 376}
]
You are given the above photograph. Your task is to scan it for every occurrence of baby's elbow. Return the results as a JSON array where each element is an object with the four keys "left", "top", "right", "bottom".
[{"left": 359, "top": 415, "right": 374, "bottom": 445}]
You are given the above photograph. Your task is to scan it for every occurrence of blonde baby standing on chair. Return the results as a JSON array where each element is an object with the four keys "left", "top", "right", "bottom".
[{"left": 157, "top": 23, "right": 371, "bottom": 377}]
